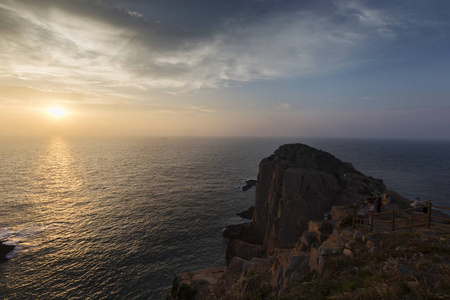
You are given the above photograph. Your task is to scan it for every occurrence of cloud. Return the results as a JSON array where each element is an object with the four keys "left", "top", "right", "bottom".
[
  {"left": 1, "top": 0, "right": 449, "bottom": 100},
  {"left": 190, "top": 106, "right": 217, "bottom": 113},
  {"left": 277, "top": 103, "right": 291, "bottom": 110}
]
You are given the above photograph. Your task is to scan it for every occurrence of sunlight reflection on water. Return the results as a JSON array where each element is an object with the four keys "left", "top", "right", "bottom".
[{"left": 0, "top": 137, "right": 449, "bottom": 299}]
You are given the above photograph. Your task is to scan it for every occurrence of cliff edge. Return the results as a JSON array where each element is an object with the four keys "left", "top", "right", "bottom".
[
  {"left": 167, "top": 143, "right": 427, "bottom": 299},
  {"left": 228, "top": 143, "right": 409, "bottom": 260}
]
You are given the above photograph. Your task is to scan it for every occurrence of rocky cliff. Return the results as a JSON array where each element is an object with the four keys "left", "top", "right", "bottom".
[
  {"left": 168, "top": 143, "right": 421, "bottom": 299},
  {"left": 228, "top": 143, "right": 409, "bottom": 260}
]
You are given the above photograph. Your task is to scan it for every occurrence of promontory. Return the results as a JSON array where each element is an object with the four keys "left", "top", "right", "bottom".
[{"left": 168, "top": 143, "right": 449, "bottom": 299}]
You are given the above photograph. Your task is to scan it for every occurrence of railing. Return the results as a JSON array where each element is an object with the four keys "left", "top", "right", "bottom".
[{"left": 352, "top": 202, "right": 450, "bottom": 232}]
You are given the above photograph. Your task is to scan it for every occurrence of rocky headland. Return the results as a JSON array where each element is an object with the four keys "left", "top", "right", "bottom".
[{"left": 167, "top": 143, "right": 449, "bottom": 299}]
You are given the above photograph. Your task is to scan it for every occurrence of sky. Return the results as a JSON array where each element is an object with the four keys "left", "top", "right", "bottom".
[{"left": 1, "top": 0, "right": 450, "bottom": 139}]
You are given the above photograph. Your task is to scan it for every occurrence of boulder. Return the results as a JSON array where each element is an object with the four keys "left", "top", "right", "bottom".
[
  {"left": 343, "top": 249, "right": 354, "bottom": 257},
  {"left": 223, "top": 223, "right": 246, "bottom": 240},
  {"left": 0, "top": 241, "right": 14, "bottom": 263},
  {"left": 237, "top": 206, "right": 254, "bottom": 220},
  {"left": 227, "top": 257, "right": 248, "bottom": 273},
  {"left": 269, "top": 253, "right": 310, "bottom": 290},
  {"left": 308, "top": 219, "right": 336, "bottom": 232},
  {"left": 330, "top": 206, "right": 354, "bottom": 220},
  {"left": 169, "top": 267, "right": 226, "bottom": 300},
  {"left": 226, "top": 239, "right": 266, "bottom": 263},
  {"left": 309, "top": 247, "right": 327, "bottom": 278},
  {"left": 242, "top": 180, "right": 258, "bottom": 191}
]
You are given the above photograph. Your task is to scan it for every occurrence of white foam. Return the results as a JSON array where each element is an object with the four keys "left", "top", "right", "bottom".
[{"left": 0, "top": 223, "right": 64, "bottom": 259}]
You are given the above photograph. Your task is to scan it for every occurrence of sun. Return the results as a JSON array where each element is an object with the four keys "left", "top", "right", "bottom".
[{"left": 47, "top": 107, "right": 68, "bottom": 118}]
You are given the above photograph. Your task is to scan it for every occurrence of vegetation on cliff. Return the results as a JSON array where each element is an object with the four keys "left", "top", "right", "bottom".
[{"left": 168, "top": 144, "right": 449, "bottom": 299}]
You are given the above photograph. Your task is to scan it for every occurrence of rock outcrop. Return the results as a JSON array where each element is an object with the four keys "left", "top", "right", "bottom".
[
  {"left": 214, "top": 223, "right": 450, "bottom": 299},
  {"left": 168, "top": 143, "right": 425, "bottom": 299},
  {"left": 0, "top": 241, "right": 14, "bottom": 263},
  {"left": 231, "top": 143, "right": 409, "bottom": 259},
  {"left": 241, "top": 180, "right": 257, "bottom": 191}
]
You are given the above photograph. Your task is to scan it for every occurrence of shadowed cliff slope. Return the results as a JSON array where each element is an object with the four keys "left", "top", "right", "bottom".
[
  {"left": 230, "top": 143, "right": 408, "bottom": 258},
  {"left": 167, "top": 143, "right": 422, "bottom": 300}
]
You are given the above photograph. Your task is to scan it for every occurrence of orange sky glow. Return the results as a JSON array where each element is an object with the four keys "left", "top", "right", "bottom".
[{"left": 1, "top": 0, "right": 450, "bottom": 139}]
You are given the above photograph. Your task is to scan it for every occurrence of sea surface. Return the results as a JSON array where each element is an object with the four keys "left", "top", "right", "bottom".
[{"left": 0, "top": 137, "right": 449, "bottom": 299}]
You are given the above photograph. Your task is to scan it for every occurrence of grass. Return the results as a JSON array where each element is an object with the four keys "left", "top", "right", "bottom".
[{"left": 277, "top": 228, "right": 450, "bottom": 300}]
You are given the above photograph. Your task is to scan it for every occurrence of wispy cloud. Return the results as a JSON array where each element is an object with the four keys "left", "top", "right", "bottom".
[
  {"left": 190, "top": 106, "right": 217, "bottom": 113},
  {"left": 1, "top": 0, "right": 449, "bottom": 101},
  {"left": 277, "top": 103, "right": 291, "bottom": 110}
]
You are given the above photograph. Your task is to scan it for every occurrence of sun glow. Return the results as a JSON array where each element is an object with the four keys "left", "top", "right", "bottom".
[{"left": 47, "top": 107, "right": 68, "bottom": 118}]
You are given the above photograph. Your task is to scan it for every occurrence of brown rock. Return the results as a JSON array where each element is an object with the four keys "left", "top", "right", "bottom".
[
  {"left": 0, "top": 241, "right": 14, "bottom": 263},
  {"left": 227, "top": 257, "right": 248, "bottom": 273},
  {"left": 330, "top": 206, "right": 354, "bottom": 220},
  {"left": 309, "top": 247, "right": 328, "bottom": 278},
  {"left": 226, "top": 239, "right": 266, "bottom": 263},
  {"left": 366, "top": 240, "right": 376, "bottom": 249},
  {"left": 170, "top": 267, "right": 226, "bottom": 300},
  {"left": 343, "top": 249, "right": 354, "bottom": 257},
  {"left": 240, "top": 143, "right": 387, "bottom": 256}
]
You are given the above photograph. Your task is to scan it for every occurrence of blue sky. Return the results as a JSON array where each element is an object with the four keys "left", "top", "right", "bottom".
[{"left": 0, "top": 0, "right": 449, "bottom": 138}]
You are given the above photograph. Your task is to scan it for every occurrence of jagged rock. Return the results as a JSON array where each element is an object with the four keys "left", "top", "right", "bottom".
[
  {"left": 298, "top": 231, "right": 320, "bottom": 250},
  {"left": 269, "top": 253, "right": 310, "bottom": 291},
  {"left": 227, "top": 257, "right": 248, "bottom": 273},
  {"left": 308, "top": 219, "right": 336, "bottom": 232},
  {"left": 242, "top": 261, "right": 257, "bottom": 273},
  {"left": 226, "top": 239, "right": 266, "bottom": 263},
  {"left": 343, "top": 249, "right": 354, "bottom": 257},
  {"left": 340, "top": 229, "right": 354, "bottom": 242},
  {"left": 309, "top": 247, "right": 327, "bottom": 278},
  {"left": 237, "top": 206, "right": 254, "bottom": 220},
  {"left": 242, "top": 143, "right": 389, "bottom": 255},
  {"left": 169, "top": 267, "right": 226, "bottom": 300},
  {"left": 168, "top": 143, "right": 435, "bottom": 299},
  {"left": 0, "top": 242, "right": 14, "bottom": 263},
  {"left": 223, "top": 223, "right": 246, "bottom": 240},
  {"left": 242, "top": 180, "right": 258, "bottom": 191},
  {"left": 330, "top": 206, "right": 354, "bottom": 220},
  {"left": 282, "top": 254, "right": 310, "bottom": 289},
  {"left": 366, "top": 240, "right": 376, "bottom": 249}
]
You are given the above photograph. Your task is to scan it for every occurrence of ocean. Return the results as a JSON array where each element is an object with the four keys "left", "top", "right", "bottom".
[{"left": 0, "top": 137, "right": 449, "bottom": 299}]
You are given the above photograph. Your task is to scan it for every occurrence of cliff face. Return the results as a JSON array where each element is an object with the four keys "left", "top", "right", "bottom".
[
  {"left": 238, "top": 143, "right": 388, "bottom": 254},
  {"left": 168, "top": 143, "right": 428, "bottom": 300}
]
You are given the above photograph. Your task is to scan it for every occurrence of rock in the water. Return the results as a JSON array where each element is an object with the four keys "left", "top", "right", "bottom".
[
  {"left": 223, "top": 223, "right": 246, "bottom": 240},
  {"left": 0, "top": 241, "right": 14, "bottom": 263},
  {"left": 242, "top": 179, "right": 257, "bottom": 191},
  {"left": 237, "top": 206, "right": 254, "bottom": 220}
]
